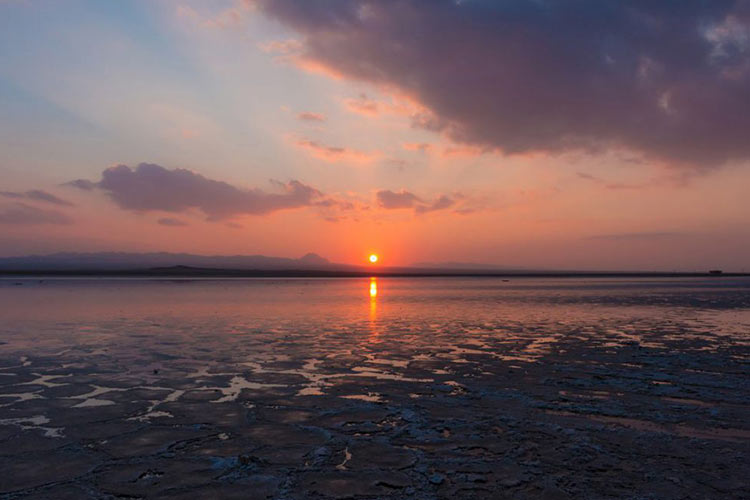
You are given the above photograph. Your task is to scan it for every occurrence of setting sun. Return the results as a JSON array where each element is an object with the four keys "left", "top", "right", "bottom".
[{"left": 1, "top": 2, "right": 746, "bottom": 497}]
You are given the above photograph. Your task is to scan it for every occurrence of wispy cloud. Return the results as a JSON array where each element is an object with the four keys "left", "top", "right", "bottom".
[
  {"left": 258, "top": 38, "right": 303, "bottom": 56},
  {"left": 384, "top": 158, "right": 408, "bottom": 171},
  {"left": 0, "top": 190, "right": 74, "bottom": 207},
  {"left": 63, "top": 180, "right": 97, "bottom": 191},
  {"left": 157, "top": 217, "right": 188, "bottom": 227},
  {"left": 402, "top": 142, "right": 432, "bottom": 153},
  {"left": 441, "top": 145, "right": 486, "bottom": 158},
  {"left": 343, "top": 94, "right": 380, "bottom": 116},
  {"left": 294, "top": 139, "right": 377, "bottom": 163},
  {"left": 342, "top": 93, "right": 419, "bottom": 118},
  {"left": 576, "top": 172, "right": 649, "bottom": 191},
  {"left": 177, "top": 2, "right": 254, "bottom": 30},
  {"left": 297, "top": 111, "right": 326, "bottom": 122},
  {"left": 0, "top": 203, "right": 73, "bottom": 225},
  {"left": 376, "top": 189, "right": 457, "bottom": 214},
  {"left": 585, "top": 232, "right": 687, "bottom": 241},
  {"left": 576, "top": 170, "right": 699, "bottom": 190}
]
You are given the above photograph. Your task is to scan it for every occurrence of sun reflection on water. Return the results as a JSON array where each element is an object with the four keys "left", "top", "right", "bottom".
[{"left": 369, "top": 277, "right": 378, "bottom": 334}]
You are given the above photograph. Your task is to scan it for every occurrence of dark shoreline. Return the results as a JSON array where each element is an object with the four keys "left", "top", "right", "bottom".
[{"left": 0, "top": 268, "right": 747, "bottom": 279}]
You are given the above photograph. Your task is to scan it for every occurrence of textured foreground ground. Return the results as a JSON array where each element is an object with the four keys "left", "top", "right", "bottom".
[{"left": 0, "top": 278, "right": 748, "bottom": 499}]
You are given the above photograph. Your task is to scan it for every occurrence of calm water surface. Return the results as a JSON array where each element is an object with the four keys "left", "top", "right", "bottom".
[{"left": 2, "top": 276, "right": 749, "bottom": 347}]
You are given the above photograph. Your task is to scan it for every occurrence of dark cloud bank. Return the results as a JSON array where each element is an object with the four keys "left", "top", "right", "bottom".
[
  {"left": 69, "top": 163, "right": 323, "bottom": 220},
  {"left": 258, "top": 0, "right": 750, "bottom": 166}
]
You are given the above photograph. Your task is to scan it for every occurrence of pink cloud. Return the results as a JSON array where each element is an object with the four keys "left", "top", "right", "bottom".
[{"left": 343, "top": 94, "right": 380, "bottom": 116}]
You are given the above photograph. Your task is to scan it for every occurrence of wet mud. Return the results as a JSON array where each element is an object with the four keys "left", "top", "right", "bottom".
[{"left": 0, "top": 277, "right": 748, "bottom": 498}]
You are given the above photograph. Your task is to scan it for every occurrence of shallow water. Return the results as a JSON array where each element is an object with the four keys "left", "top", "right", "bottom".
[{"left": 0, "top": 277, "right": 748, "bottom": 498}]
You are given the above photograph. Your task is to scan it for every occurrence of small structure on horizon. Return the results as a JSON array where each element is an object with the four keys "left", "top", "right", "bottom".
[{"left": 709, "top": 269, "right": 723, "bottom": 275}]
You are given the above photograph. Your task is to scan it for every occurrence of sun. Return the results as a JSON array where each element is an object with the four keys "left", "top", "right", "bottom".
[{"left": 368, "top": 254, "right": 378, "bottom": 263}]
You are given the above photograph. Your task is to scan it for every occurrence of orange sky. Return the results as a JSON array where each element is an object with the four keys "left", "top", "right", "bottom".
[{"left": 1, "top": 1, "right": 748, "bottom": 271}]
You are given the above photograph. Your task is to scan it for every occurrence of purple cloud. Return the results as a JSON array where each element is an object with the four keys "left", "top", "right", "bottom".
[
  {"left": 377, "top": 189, "right": 456, "bottom": 214},
  {"left": 0, "top": 203, "right": 73, "bottom": 225},
  {"left": 415, "top": 194, "right": 455, "bottom": 214},
  {"left": 376, "top": 189, "right": 422, "bottom": 209},
  {"left": 0, "top": 190, "right": 74, "bottom": 207},
  {"left": 257, "top": 0, "right": 750, "bottom": 166},
  {"left": 69, "top": 163, "right": 324, "bottom": 220}
]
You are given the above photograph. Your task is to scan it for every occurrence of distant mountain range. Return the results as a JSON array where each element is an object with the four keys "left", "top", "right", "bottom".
[
  {"left": 0, "top": 252, "right": 518, "bottom": 272},
  {"left": 411, "top": 261, "right": 528, "bottom": 271},
  {"left": 0, "top": 252, "right": 333, "bottom": 271},
  {"left": 0, "top": 252, "right": 740, "bottom": 277}
]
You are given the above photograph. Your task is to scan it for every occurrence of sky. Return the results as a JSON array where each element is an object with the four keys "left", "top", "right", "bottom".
[{"left": 1, "top": 0, "right": 749, "bottom": 271}]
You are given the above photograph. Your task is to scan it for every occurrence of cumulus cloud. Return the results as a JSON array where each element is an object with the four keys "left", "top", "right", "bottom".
[
  {"left": 376, "top": 189, "right": 456, "bottom": 214},
  {"left": 256, "top": 0, "right": 750, "bottom": 166},
  {"left": 69, "top": 163, "right": 324, "bottom": 220},
  {"left": 0, "top": 190, "right": 74, "bottom": 206},
  {"left": 0, "top": 203, "right": 73, "bottom": 225}
]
